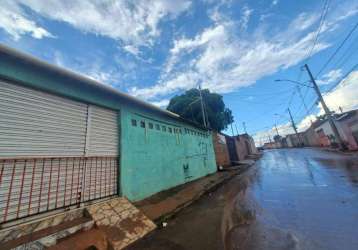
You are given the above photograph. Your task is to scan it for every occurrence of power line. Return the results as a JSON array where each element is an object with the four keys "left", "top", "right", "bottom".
[
  {"left": 305, "top": 0, "right": 331, "bottom": 61},
  {"left": 325, "top": 63, "right": 358, "bottom": 93},
  {"left": 316, "top": 20, "right": 358, "bottom": 77},
  {"left": 331, "top": 33, "right": 358, "bottom": 70},
  {"left": 288, "top": 0, "right": 330, "bottom": 118},
  {"left": 296, "top": 86, "right": 313, "bottom": 123},
  {"left": 287, "top": 88, "right": 297, "bottom": 107},
  {"left": 293, "top": 63, "right": 358, "bottom": 127},
  {"left": 292, "top": 15, "right": 358, "bottom": 126}
]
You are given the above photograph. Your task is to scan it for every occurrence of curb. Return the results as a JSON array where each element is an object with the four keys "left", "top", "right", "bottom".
[{"left": 154, "top": 163, "right": 253, "bottom": 226}]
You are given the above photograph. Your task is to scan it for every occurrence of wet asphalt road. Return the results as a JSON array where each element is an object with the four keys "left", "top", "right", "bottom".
[{"left": 128, "top": 148, "right": 358, "bottom": 250}]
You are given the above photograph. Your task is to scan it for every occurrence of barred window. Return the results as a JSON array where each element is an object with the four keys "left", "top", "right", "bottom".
[{"left": 131, "top": 119, "right": 137, "bottom": 126}]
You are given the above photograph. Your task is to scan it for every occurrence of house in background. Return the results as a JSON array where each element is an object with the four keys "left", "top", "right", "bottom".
[
  {"left": 212, "top": 132, "right": 231, "bottom": 168},
  {"left": 263, "top": 142, "right": 276, "bottom": 149},
  {"left": 212, "top": 132, "right": 258, "bottom": 168},
  {"left": 314, "top": 110, "right": 358, "bottom": 150},
  {"left": 283, "top": 109, "right": 358, "bottom": 151},
  {"left": 286, "top": 133, "right": 302, "bottom": 147},
  {"left": 335, "top": 110, "right": 358, "bottom": 150},
  {"left": 302, "top": 120, "right": 323, "bottom": 147}
]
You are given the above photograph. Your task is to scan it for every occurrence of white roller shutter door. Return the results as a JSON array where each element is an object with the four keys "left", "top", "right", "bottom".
[
  {"left": 0, "top": 80, "right": 119, "bottom": 224},
  {"left": 86, "top": 105, "right": 118, "bottom": 156},
  {"left": 0, "top": 80, "right": 88, "bottom": 157}
]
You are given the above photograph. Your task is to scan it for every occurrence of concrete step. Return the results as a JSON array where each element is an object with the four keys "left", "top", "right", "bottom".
[
  {"left": 47, "top": 228, "right": 108, "bottom": 250},
  {"left": 1, "top": 198, "right": 157, "bottom": 250},
  {"left": 1, "top": 211, "right": 94, "bottom": 250},
  {"left": 86, "top": 197, "right": 156, "bottom": 250}
]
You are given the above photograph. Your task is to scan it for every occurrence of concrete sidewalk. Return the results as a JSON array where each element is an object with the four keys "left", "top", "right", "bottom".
[{"left": 135, "top": 164, "right": 252, "bottom": 223}]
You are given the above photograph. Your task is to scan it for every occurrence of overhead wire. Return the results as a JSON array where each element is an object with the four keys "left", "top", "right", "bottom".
[
  {"left": 330, "top": 33, "right": 358, "bottom": 70},
  {"left": 325, "top": 63, "right": 358, "bottom": 93},
  {"left": 290, "top": 0, "right": 330, "bottom": 119},
  {"left": 305, "top": 0, "right": 331, "bottom": 61},
  {"left": 316, "top": 20, "right": 358, "bottom": 77}
]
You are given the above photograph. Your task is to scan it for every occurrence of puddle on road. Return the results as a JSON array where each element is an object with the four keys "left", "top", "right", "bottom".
[{"left": 223, "top": 149, "right": 358, "bottom": 250}]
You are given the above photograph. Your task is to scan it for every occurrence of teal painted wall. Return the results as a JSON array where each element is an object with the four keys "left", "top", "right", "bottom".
[
  {"left": 0, "top": 53, "right": 217, "bottom": 201},
  {"left": 120, "top": 107, "right": 217, "bottom": 201}
]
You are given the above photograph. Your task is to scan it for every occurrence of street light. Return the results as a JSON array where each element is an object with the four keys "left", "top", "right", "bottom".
[{"left": 275, "top": 79, "right": 313, "bottom": 88}]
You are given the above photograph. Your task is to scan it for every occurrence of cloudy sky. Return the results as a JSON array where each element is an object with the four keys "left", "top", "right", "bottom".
[{"left": 1, "top": 0, "right": 357, "bottom": 144}]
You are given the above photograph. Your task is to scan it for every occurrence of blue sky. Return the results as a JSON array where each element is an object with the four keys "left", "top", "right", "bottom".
[{"left": 1, "top": 0, "right": 358, "bottom": 144}]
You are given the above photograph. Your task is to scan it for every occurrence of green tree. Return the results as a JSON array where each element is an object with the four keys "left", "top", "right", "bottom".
[{"left": 166, "top": 88, "right": 234, "bottom": 132}]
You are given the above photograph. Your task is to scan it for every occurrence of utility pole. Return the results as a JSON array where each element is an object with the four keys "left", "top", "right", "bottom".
[
  {"left": 274, "top": 123, "right": 280, "bottom": 137},
  {"left": 230, "top": 123, "right": 235, "bottom": 136},
  {"left": 304, "top": 64, "right": 343, "bottom": 148},
  {"left": 287, "top": 107, "right": 300, "bottom": 147},
  {"left": 243, "top": 122, "right": 247, "bottom": 134},
  {"left": 198, "top": 85, "right": 207, "bottom": 128}
]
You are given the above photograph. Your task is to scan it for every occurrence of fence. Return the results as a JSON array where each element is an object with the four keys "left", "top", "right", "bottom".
[{"left": 0, "top": 156, "right": 118, "bottom": 225}]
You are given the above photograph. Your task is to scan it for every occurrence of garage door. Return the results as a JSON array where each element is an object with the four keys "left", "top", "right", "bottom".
[
  {"left": 0, "top": 80, "right": 119, "bottom": 224},
  {"left": 0, "top": 80, "right": 88, "bottom": 157}
]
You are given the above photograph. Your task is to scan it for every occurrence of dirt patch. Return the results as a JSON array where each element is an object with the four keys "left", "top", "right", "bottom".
[
  {"left": 98, "top": 225, "right": 126, "bottom": 242},
  {"left": 118, "top": 215, "right": 147, "bottom": 235}
]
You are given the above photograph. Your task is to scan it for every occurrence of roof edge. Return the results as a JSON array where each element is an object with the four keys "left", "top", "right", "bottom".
[{"left": 0, "top": 44, "right": 180, "bottom": 119}]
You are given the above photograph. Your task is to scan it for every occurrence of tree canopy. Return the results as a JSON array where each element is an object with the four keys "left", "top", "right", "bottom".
[{"left": 166, "top": 88, "right": 234, "bottom": 132}]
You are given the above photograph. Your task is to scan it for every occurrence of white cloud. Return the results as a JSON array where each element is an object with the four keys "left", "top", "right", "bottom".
[
  {"left": 0, "top": 1, "right": 54, "bottom": 40},
  {"left": 123, "top": 45, "right": 141, "bottom": 56},
  {"left": 322, "top": 70, "right": 358, "bottom": 112},
  {"left": 316, "top": 69, "right": 342, "bottom": 85},
  {"left": 50, "top": 50, "right": 123, "bottom": 88},
  {"left": 240, "top": 5, "right": 253, "bottom": 30},
  {"left": 252, "top": 122, "right": 294, "bottom": 146},
  {"left": 297, "top": 114, "right": 316, "bottom": 132},
  {"left": 150, "top": 99, "right": 170, "bottom": 108},
  {"left": 272, "top": 0, "right": 279, "bottom": 6},
  {"left": 130, "top": 11, "right": 333, "bottom": 100},
  {"left": 3, "top": 0, "right": 191, "bottom": 46}
]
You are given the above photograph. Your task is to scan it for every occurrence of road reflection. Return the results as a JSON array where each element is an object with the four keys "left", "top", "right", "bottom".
[{"left": 225, "top": 148, "right": 358, "bottom": 250}]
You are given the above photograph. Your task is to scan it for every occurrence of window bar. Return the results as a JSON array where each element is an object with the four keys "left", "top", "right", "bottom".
[
  {"left": 104, "top": 157, "right": 108, "bottom": 197},
  {"left": 55, "top": 158, "right": 61, "bottom": 208},
  {"left": 3, "top": 160, "right": 16, "bottom": 222},
  {"left": 70, "top": 157, "right": 75, "bottom": 205},
  {"left": 47, "top": 158, "right": 54, "bottom": 211},
  {"left": 82, "top": 157, "right": 87, "bottom": 202},
  {"left": 113, "top": 158, "right": 117, "bottom": 194},
  {"left": 28, "top": 159, "right": 37, "bottom": 215},
  {"left": 94, "top": 157, "right": 98, "bottom": 199},
  {"left": 100, "top": 157, "right": 103, "bottom": 198},
  {"left": 109, "top": 158, "right": 112, "bottom": 195},
  {"left": 17, "top": 159, "right": 28, "bottom": 218},
  {"left": 89, "top": 157, "right": 92, "bottom": 200},
  {"left": 37, "top": 159, "right": 46, "bottom": 213},
  {"left": 76, "top": 158, "right": 82, "bottom": 206},
  {"left": 63, "top": 157, "right": 68, "bottom": 206}
]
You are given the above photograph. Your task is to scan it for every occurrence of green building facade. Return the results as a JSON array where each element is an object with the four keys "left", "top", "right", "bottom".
[{"left": 0, "top": 45, "right": 217, "bottom": 202}]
